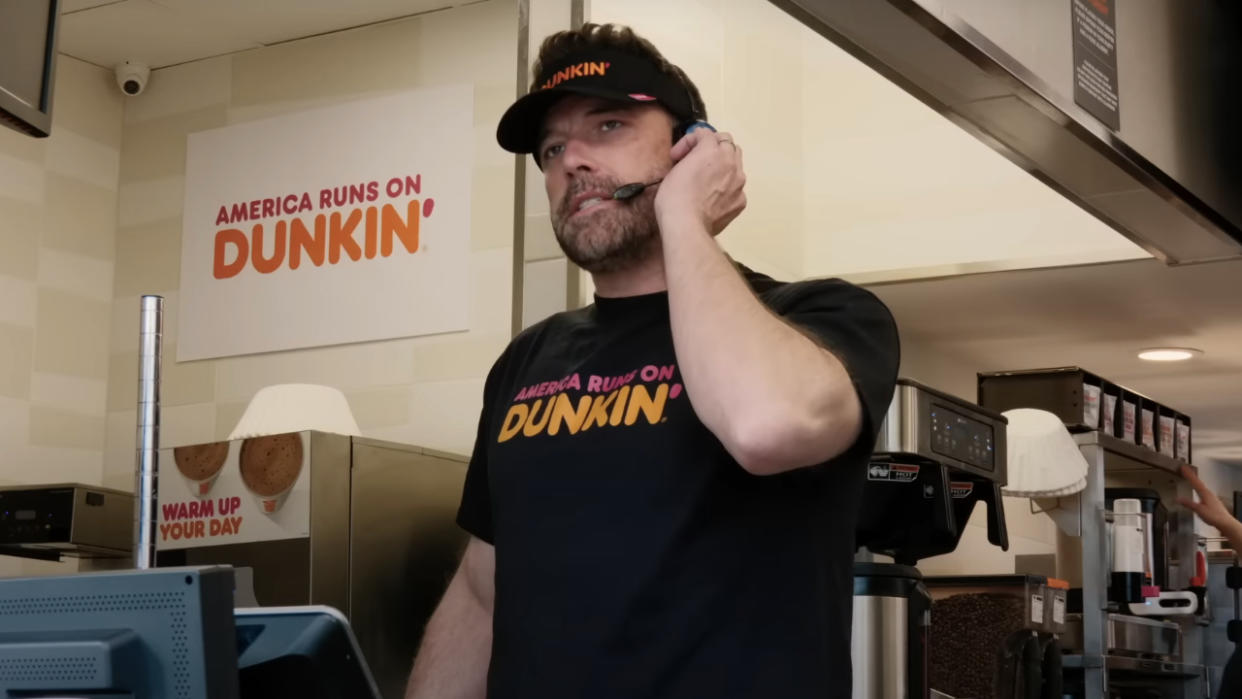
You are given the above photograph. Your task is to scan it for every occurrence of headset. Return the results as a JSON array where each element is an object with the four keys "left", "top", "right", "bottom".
[
  {"left": 672, "top": 78, "right": 715, "bottom": 143},
  {"left": 608, "top": 86, "right": 719, "bottom": 201},
  {"left": 674, "top": 119, "right": 716, "bottom": 142}
]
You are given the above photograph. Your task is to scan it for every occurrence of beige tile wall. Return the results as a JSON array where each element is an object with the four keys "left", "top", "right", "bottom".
[
  {"left": 0, "top": 56, "right": 123, "bottom": 577},
  {"left": 101, "top": 1, "right": 518, "bottom": 489}
]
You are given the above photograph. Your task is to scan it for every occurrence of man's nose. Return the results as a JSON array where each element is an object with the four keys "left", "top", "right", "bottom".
[{"left": 558, "top": 137, "right": 596, "bottom": 174}]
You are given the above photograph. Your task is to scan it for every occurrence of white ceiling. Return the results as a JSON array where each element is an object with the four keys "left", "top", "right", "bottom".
[
  {"left": 58, "top": 0, "right": 467, "bottom": 69},
  {"left": 867, "top": 258, "right": 1242, "bottom": 464}
]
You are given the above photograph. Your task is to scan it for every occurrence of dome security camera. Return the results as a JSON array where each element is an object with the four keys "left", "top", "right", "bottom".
[{"left": 115, "top": 60, "right": 150, "bottom": 96}]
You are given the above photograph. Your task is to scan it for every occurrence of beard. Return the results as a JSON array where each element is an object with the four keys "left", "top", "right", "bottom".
[{"left": 551, "top": 177, "right": 661, "bottom": 275}]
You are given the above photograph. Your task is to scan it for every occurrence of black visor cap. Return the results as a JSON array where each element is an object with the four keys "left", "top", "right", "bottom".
[{"left": 496, "top": 49, "right": 697, "bottom": 157}]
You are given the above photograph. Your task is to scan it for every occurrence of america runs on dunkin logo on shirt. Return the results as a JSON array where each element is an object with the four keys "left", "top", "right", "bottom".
[{"left": 405, "top": 23, "right": 900, "bottom": 699}]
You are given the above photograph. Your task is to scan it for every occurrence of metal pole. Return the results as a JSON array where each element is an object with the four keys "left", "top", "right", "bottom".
[
  {"left": 133, "top": 295, "right": 163, "bottom": 569},
  {"left": 1078, "top": 439, "right": 1108, "bottom": 699}
]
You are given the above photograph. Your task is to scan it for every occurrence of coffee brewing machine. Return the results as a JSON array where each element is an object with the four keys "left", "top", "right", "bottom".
[{"left": 853, "top": 378, "right": 1011, "bottom": 699}]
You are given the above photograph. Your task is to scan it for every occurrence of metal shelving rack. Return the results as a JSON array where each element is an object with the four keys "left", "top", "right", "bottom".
[{"left": 1055, "top": 431, "right": 1208, "bottom": 699}]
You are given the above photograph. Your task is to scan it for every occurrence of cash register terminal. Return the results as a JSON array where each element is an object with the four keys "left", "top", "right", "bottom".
[{"left": 0, "top": 565, "right": 381, "bottom": 699}]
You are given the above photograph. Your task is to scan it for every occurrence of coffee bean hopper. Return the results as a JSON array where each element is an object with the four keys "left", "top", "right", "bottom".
[{"left": 852, "top": 378, "right": 1011, "bottom": 699}]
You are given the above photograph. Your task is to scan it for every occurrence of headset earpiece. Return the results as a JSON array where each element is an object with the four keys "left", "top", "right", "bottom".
[{"left": 673, "top": 120, "right": 716, "bottom": 143}]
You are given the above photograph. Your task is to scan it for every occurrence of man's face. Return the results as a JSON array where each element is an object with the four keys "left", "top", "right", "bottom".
[{"left": 538, "top": 95, "right": 675, "bottom": 274}]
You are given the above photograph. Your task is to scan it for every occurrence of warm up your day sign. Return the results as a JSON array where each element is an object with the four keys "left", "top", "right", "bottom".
[{"left": 177, "top": 85, "right": 473, "bottom": 360}]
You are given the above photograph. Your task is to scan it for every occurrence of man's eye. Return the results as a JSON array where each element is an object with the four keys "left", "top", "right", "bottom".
[
  {"left": 542, "top": 143, "right": 564, "bottom": 160},
  {"left": 601, "top": 119, "right": 623, "bottom": 131}
]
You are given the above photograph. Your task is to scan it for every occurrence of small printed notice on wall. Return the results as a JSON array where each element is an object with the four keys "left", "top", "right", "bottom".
[{"left": 1071, "top": 0, "right": 1120, "bottom": 130}]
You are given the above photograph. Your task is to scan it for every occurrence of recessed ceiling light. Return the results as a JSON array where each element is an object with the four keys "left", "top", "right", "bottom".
[{"left": 1137, "top": 347, "right": 1203, "bottom": 362}]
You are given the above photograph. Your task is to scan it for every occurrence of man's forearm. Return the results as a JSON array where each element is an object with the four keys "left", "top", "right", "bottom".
[
  {"left": 660, "top": 216, "right": 861, "bottom": 475},
  {"left": 406, "top": 568, "right": 493, "bottom": 699},
  {"left": 1222, "top": 520, "right": 1242, "bottom": 555}
]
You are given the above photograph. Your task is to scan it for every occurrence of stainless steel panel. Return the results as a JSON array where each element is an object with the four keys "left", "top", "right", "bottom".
[
  {"left": 1064, "top": 613, "right": 1181, "bottom": 659},
  {"left": 851, "top": 595, "right": 908, "bottom": 699},
  {"left": 917, "top": 0, "right": 1242, "bottom": 230},
  {"left": 166, "top": 538, "right": 311, "bottom": 606},
  {"left": 349, "top": 439, "right": 468, "bottom": 699},
  {"left": 1073, "top": 431, "right": 1185, "bottom": 477},
  {"left": 1111, "top": 614, "right": 1181, "bottom": 658},
  {"left": 308, "top": 431, "right": 350, "bottom": 613},
  {"left": 1063, "top": 653, "right": 1203, "bottom": 678},
  {"left": 0, "top": 483, "right": 134, "bottom": 557},
  {"left": 767, "top": 0, "right": 1242, "bottom": 263},
  {"left": 874, "top": 383, "right": 922, "bottom": 456},
  {"left": 69, "top": 486, "right": 134, "bottom": 553}
]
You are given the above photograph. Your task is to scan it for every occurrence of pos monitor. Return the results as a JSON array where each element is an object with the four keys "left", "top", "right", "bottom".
[
  {"left": 0, "top": 565, "right": 238, "bottom": 698},
  {"left": 0, "top": 565, "right": 383, "bottom": 699}
]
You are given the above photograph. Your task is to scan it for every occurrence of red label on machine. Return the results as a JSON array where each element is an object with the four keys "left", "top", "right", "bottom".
[
  {"left": 867, "top": 463, "right": 920, "bottom": 483},
  {"left": 950, "top": 482, "right": 975, "bottom": 499}
]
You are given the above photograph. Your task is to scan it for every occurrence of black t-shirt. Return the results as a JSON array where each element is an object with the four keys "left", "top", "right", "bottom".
[{"left": 457, "top": 266, "right": 900, "bottom": 699}]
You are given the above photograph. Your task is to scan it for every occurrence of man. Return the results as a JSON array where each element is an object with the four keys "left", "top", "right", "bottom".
[{"left": 407, "top": 23, "right": 900, "bottom": 699}]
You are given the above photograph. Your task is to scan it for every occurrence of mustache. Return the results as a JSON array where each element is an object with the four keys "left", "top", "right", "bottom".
[{"left": 555, "top": 178, "right": 623, "bottom": 218}]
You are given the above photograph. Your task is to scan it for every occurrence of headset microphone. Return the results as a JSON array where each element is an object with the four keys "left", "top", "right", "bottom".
[
  {"left": 611, "top": 180, "right": 661, "bottom": 201},
  {"left": 612, "top": 121, "right": 715, "bottom": 201}
]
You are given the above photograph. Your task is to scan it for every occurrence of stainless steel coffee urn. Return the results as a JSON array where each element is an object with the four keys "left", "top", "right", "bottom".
[{"left": 852, "top": 563, "right": 931, "bottom": 699}]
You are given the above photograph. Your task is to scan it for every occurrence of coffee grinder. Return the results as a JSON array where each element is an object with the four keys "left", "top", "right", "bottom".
[{"left": 854, "top": 379, "right": 1011, "bottom": 699}]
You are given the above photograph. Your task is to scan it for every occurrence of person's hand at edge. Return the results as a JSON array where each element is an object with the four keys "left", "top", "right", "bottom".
[{"left": 1178, "top": 464, "right": 1242, "bottom": 552}]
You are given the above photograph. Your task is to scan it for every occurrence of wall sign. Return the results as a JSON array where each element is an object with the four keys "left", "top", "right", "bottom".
[
  {"left": 178, "top": 85, "right": 473, "bottom": 361},
  {"left": 157, "top": 432, "right": 310, "bottom": 551},
  {"left": 1071, "top": 0, "right": 1120, "bottom": 130}
]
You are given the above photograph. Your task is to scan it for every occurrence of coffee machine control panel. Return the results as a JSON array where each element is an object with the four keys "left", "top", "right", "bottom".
[
  {"left": 929, "top": 404, "right": 996, "bottom": 472},
  {"left": 0, "top": 488, "right": 74, "bottom": 544},
  {"left": 874, "top": 379, "right": 1008, "bottom": 484}
]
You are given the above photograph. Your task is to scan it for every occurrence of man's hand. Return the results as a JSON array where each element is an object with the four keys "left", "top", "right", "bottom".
[
  {"left": 653, "top": 126, "right": 867, "bottom": 474},
  {"left": 653, "top": 128, "right": 746, "bottom": 236},
  {"left": 1178, "top": 464, "right": 1242, "bottom": 551}
]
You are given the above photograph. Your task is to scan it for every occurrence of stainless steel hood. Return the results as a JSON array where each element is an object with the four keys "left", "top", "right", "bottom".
[{"left": 770, "top": 0, "right": 1242, "bottom": 265}]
